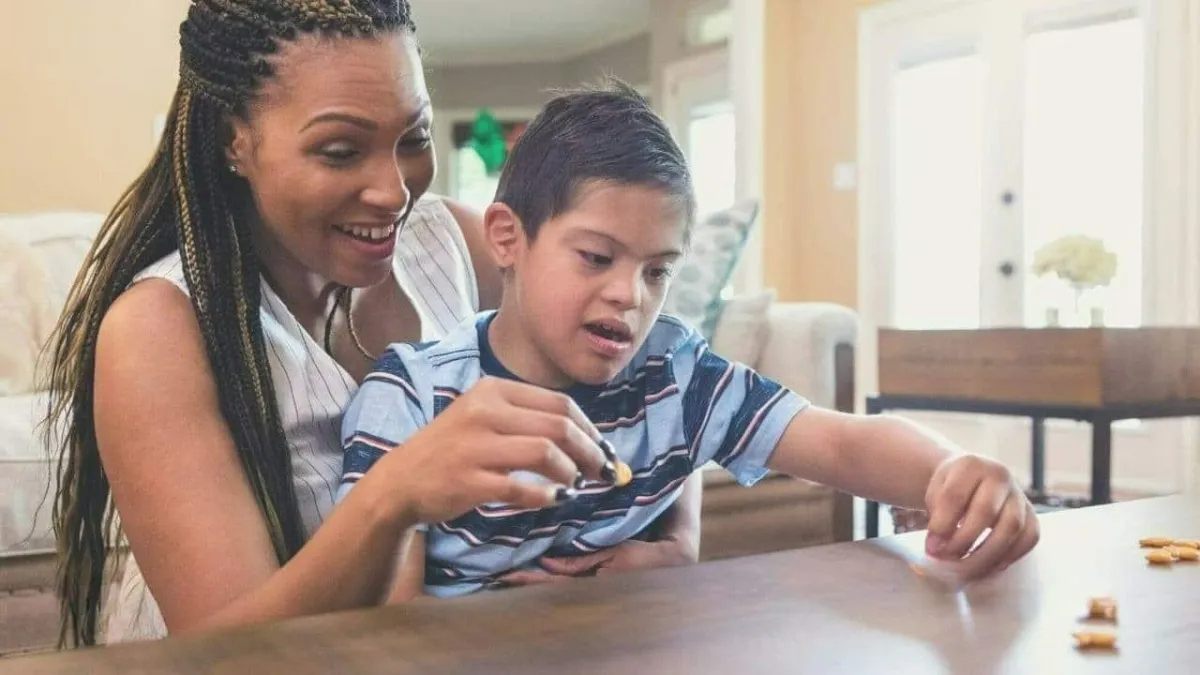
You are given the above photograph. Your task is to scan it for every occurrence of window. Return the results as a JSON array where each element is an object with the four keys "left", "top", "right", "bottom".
[
  {"left": 1021, "top": 18, "right": 1145, "bottom": 327},
  {"left": 687, "top": 100, "right": 737, "bottom": 220},
  {"left": 890, "top": 54, "right": 985, "bottom": 329},
  {"left": 863, "top": 0, "right": 1152, "bottom": 330},
  {"left": 447, "top": 117, "right": 528, "bottom": 213},
  {"left": 452, "top": 146, "right": 499, "bottom": 214}
]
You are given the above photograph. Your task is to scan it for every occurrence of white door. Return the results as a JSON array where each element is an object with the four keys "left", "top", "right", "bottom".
[
  {"left": 664, "top": 49, "right": 737, "bottom": 221},
  {"left": 860, "top": 0, "right": 1193, "bottom": 498}
]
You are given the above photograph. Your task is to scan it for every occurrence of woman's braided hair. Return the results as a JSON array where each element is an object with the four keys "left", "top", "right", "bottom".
[{"left": 45, "top": 0, "right": 414, "bottom": 648}]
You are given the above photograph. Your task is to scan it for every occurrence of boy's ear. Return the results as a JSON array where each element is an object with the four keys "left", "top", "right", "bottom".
[{"left": 482, "top": 202, "right": 525, "bottom": 269}]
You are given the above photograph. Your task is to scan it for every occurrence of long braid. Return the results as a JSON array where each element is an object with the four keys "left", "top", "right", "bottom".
[{"left": 46, "top": 0, "right": 415, "bottom": 648}]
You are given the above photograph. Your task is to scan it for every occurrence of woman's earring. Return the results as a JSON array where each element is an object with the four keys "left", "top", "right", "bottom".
[{"left": 228, "top": 163, "right": 239, "bottom": 175}]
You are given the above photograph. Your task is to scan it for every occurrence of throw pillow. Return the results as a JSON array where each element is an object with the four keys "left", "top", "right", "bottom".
[{"left": 662, "top": 200, "right": 759, "bottom": 339}]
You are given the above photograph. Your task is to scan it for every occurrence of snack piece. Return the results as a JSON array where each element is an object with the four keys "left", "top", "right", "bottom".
[
  {"left": 1140, "top": 536, "right": 1173, "bottom": 548},
  {"left": 1146, "top": 548, "right": 1175, "bottom": 564},
  {"left": 1173, "top": 539, "right": 1200, "bottom": 549},
  {"left": 1074, "top": 631, "right": 1118, "bottom": 650},
  {"left": 1175, "top": 546, "right": 1200, "bottom": 561},
  {"left": 1086, "top": 597, "right": 1118, "bottom": 622},
  {"left": 613, "top": 460, "right": 633, "bottom": 487}
]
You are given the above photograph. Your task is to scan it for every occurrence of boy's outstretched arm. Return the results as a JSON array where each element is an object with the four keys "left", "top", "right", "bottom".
[{"left": 766, "top": 409, "right": 1039, "bottom": 581}]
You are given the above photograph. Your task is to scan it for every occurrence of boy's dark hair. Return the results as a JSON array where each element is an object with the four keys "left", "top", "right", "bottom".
[{"left": 495, "top": 77, "right": 695, "bottom": 239}]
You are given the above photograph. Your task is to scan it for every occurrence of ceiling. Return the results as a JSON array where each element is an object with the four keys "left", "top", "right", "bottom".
[{"left": 409, "top": 0, "right": 652, "bottom": 67}]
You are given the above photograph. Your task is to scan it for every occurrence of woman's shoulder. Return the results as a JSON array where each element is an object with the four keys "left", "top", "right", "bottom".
[
  {"left": 408, "top": 192, "right": 460, "bottom": 231},
  {"left": 130, "top": 250, "right": 188, "bottom": 297}
]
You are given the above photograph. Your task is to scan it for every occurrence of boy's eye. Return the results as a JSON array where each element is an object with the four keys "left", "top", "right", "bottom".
[
  {"left": 647, "top": 266, "right": 676, "bottom": 283},
  {"left": 578, "top": 251, "right": 612, "bottom": 267}
]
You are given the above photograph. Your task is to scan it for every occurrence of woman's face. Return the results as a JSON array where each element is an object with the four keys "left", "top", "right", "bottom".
[{"left": 227, "top": 31, "right": 434, "bottom": 289}]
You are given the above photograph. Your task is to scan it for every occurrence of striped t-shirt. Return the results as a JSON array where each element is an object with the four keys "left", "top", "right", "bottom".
[{"left": 337, "top": 312, "right": 808, "bottom": 598}]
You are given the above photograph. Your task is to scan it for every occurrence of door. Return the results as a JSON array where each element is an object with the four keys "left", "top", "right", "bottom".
[
  {"left": 860, "top": 0, "right": 1190, "bottom": 498},
  {"left": 664, "top": 49, "right": 737, "bottom": 221}
]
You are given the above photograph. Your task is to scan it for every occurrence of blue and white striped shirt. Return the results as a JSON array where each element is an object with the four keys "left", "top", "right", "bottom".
[{"left": 337, "top": 312, "right": 808, "bottom": 598}]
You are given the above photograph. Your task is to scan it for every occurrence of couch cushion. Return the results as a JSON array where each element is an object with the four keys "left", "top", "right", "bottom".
[
  {"left": 0, "top": 211, "right": 104, "bottom": 327},
  {"left": 0, "top": 234, "right": 54, "bottom": 395},
  {"left": 0, "top": 393, "right": 56, "bottom": 555},
  {"left": 709, "top": 290, "right": 775, "bottom": 368}
]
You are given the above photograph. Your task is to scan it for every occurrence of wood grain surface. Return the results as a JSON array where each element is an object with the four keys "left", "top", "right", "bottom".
[{"left": 7, "top": 495, "right": 1200, "bottom": 674}]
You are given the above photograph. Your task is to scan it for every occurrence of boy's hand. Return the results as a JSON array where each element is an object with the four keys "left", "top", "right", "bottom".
[
  {"left": 497, "top": 537, "right": 696, "bottom": 586},
  {"left": 924, "top": 455, "right": 1040, "bottom": 581}
]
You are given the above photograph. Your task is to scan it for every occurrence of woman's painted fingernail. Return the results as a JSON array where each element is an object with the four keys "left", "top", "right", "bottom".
[
  {"left": 573, "top": 473, "right": 587, "bottom": 490},
  {"left": 597, "top": 439, "right": 619, "bottom": 462},
  {"left": 600, "top": 461, "right": 618, "bottom": 484},
  {"left": 554, "top": 486, "right": 578, "bottom": 503}
]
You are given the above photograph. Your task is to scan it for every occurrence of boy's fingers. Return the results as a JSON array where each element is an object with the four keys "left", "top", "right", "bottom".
[
  {"left": 540, "top": 551, "right": 613, "bottom": 576},
  {"left": 956, "top": 495, "right": 1025, "bottom": 581},
  {"left": 496, "top": 569, "right": 569, "bottom": 587},
  {"left": 993, "top": 503, "right": 1040, "bottom": 573},
  {"left": 925, "top": 467, "right": 981, "bottom": 544},
  {"left": 937, "top": 483, "right": 1007, "bottom": 560}
]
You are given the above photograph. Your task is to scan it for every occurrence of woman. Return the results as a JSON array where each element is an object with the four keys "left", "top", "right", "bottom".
[{"left": 46, "top": 0, "right": 701, "bottom": 647}]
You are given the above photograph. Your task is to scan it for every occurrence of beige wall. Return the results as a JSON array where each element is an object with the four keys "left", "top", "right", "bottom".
[
  {"left": 426, "top": 34, "right": 651, "bottom": 111},
  {"left": 0, "top": 2, "right": 648, "bottom": 216},
  {"left": 761, "top": 0, "right": 881, "bottom": 308},
  {"left": 0, "top": 0, "right": 190, "bottom": 215}
]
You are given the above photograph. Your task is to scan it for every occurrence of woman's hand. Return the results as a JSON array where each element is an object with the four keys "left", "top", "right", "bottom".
[
  {"left": 360, "top": 376, "right": 610, "bottom": 526},
  {"left": 496, "top": 536, "right": 698, "bottom": 587}
]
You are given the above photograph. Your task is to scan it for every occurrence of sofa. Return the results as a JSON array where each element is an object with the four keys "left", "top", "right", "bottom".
[{"left": 0, "top": 210, "right": 859, "bottom": 656}]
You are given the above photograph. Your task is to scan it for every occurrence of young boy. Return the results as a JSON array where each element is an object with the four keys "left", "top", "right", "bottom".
[{"left": 337, "top": 79, "right": 1039, "bottom": 600}]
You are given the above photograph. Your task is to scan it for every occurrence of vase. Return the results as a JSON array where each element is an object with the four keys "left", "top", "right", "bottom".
[{"left": 1062, "top": 284, "right": 1106, "bottom": 327}]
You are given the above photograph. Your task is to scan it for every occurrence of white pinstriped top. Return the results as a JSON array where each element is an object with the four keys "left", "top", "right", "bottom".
[{"left": 101, "top": 193, "right": 480, "bottom": 643}]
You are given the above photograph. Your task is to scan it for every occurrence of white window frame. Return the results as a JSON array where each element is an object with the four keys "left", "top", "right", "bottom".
[
  {"left": 431, "top": 106, "right": 543, "bottom": 204},
  {"left": 662, "top": 36, "right": 766, "bottom": 295},
  {"left": 857, "top": 0, "right": 1200, "bottom": 494}
]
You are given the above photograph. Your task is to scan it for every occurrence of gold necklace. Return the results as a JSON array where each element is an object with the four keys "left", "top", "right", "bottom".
[{"left": 324, "top": 286, "right": 376, "bottom": 363}]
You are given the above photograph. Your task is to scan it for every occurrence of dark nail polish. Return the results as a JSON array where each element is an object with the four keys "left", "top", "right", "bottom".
[
  {"left": 555, "top": 486, "right": 578, "bottom": 503},
  {"left": 600, "top": 461, "right": 618, "bottom": 484},
  {"left": 572, "top": 473, "right": 587, "bottom": 490},
  {"left": 598, "top": 439, "right": 618, "bottom": 462}
]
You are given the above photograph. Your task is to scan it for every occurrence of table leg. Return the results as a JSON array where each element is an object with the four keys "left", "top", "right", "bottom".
[
  {"left": 865, "top": 397, "right": 882, "bottom": 538},
  {"left": 1031, "top": 416, "right": 1046, "bottom": 496},
  {"left": 1091, "top": 419, "right": 1113, "bottom": 505}
]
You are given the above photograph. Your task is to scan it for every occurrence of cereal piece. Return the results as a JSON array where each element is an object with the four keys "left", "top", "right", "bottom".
[
  {"left": 1074, "top": 631, "right": 1118, "bottom": 650},
  {"left": 1174, "top": 539, "right": 1200, "bottom": 549},
  {"left": 1086, "top": 597, "right": 1118, "bottom": 622},
  {"left": 1176, "top": 546, "right": 1200, "bottom": 561},
  {"left": 613, "top": 461, "right": 633, "bottom": 487},
  {"left": 1140, "top": 536, "right": 1173, "bottom": 548},
  {"left": 1146, "top": 548, "right": 1175, "bottom": 564}
]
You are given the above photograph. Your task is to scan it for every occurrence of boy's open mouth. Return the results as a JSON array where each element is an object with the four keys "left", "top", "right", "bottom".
[{"left": 584, "top": 320, "right": 633, "bottom": 344}]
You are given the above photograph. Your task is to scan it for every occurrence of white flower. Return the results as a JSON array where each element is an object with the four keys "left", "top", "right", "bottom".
[{"left": 1031, "top": 235, "right": 1118, "bottom": 288}]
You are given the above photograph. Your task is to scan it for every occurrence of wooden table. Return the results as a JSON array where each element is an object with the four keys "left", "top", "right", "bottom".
[
  {"left": 862, "top": 393, "right": 1200, "bottom": 538},
  {"left": 7, "top": 495, "right": 1200, "bottom": 674}
]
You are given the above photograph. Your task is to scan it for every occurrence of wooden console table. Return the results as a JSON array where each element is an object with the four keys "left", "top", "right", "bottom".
[{"left": 865, "top": 327, "right": 1200, "bottom": 538}]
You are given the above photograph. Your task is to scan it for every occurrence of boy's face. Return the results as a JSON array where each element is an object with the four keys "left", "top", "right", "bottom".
[{"left": 487, "top": 182, "right": 688, "bottom": 387}]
